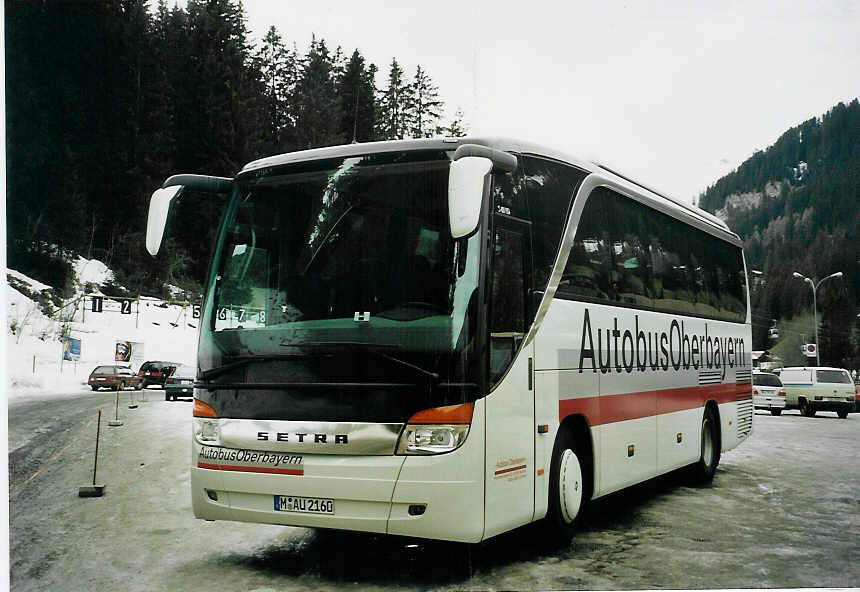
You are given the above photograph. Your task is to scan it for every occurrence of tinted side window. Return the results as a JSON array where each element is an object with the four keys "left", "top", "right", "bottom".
[
  {"left": 491, "top": 166, "right": 528, "bottom": 220},
  {"left": 520, "top": 156, "right": 587, "bottom": 293},
  {"left": 489, "top": 227, "right": 528, "bottom": 385},
  {"left": 558, "top": 187, "right": 747, "bottom": 323},
  {"left": 816, "top": 370, "right": 851, "bottom": 384}
]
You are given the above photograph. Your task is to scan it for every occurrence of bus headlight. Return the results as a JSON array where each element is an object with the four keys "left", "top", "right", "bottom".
[
  {"left": 194, "top": 418, "right": 221, "bottom": 445},
  {"left": 397, "top": 424, "right": 470, "bottom": 455},
  {"left": 396, "top": 402, "right": 474, "bottom": 455}
]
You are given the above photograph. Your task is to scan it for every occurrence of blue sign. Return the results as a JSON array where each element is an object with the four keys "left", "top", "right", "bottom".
[{"left": 61, "top": 337, "right": 81, "bottom": 361}]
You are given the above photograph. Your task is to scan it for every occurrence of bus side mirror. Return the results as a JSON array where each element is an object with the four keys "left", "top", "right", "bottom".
[
  {"left": 146, "top": 185, "right": 183, "bottom": 256},
  {"left": 448, "top": 156, "right": 492, "bottom": 239},
  {"left": 145, "top": 174, "right": 232, "bottom": 256}
]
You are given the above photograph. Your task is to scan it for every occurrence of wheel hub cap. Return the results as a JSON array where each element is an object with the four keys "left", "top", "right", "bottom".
[{"left": 558, "top": 449, "right": 583, "bottom": 524}]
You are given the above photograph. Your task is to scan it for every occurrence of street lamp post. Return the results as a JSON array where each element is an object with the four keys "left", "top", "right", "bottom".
[{"left": 792, "top": 271, "right": 843, "bottom": 366}]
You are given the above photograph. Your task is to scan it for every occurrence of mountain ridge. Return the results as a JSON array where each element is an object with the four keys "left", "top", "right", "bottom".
[{"left": 698, "top": 99, "right": 859, "bottom": 366}]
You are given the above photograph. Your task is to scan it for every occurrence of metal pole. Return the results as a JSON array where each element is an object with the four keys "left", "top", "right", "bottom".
[
  {"left": 136, "top": 294, "right": 140, "bottom": 329},
  {"left": 92, "top": 409, "right": 102, "bottom": 486},
  {"left": 109, "top": 391, "right": 123, "bottom": 426},
  {"left": 811, "top": 282, "right": 819, "bottom": 366}
]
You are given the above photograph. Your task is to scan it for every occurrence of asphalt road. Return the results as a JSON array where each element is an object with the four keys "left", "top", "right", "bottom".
[{"left": 8, "top": 391, "right": 860, "bottom": 591}]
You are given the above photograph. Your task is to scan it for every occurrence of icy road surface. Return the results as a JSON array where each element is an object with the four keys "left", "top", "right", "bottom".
[{"left": 8, "top": 391, "right": 860, "bottom": 591}]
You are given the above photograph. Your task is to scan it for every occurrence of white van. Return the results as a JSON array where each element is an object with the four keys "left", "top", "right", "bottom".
[{"left": 779, "top": 367, "right": 854, "bottom": 419}]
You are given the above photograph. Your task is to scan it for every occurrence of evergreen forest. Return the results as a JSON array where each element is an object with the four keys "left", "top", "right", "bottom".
[
  {"left": 5, "top": 0, "right": 467, "bottom": 300},
  {"left": 5, "top": 3, "right": 858, "bottom": 369},
  {"left": 698, "top": 99, "right": 859, "bottom": 369}
]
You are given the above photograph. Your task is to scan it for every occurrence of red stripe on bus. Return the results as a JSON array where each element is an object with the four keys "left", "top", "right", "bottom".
[
  {"left": 559, "top": 383, "right": 752, "bottom": 426},
  {"left": 494, "top": 464, "right": 527, "bottom": 476},
  {"left": 197, "top": 462, "right": 304, "bottom": 476}
]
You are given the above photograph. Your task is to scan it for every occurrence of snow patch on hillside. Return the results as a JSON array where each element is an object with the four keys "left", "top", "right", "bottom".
[
  {"left": 715, "top": 181, "right": 783, "bottom": 221},
  {"left": 73, "top": 256, "right": 114, "bottom": 288}
]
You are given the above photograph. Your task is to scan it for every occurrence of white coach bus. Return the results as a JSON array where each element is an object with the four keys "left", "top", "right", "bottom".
[{"left": 146, "top": 138, "right": 752, "bottom": 543}]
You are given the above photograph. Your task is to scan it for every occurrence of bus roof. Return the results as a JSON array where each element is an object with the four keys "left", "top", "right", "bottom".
[{"left": 237, "top": 136, "right": 737, "bottom": 242}]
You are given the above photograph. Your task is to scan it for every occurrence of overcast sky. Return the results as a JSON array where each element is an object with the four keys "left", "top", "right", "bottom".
[{"left": 242, "top": 0, "right": 859, "bottom": 203}]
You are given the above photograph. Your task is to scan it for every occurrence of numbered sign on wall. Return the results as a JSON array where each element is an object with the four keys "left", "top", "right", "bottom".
[
  {"left": 121, "top": 299, "right": 133, "bottom": 314},
  {"left": 91, "top": 296, "right": 103, "bottom": 313}
]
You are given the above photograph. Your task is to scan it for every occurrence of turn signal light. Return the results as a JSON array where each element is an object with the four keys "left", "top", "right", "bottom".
[
  {"left": 407, "top": 402, "right": 474, "bottom": 424},
  {"left": 193, "top": 399, "right": 218, "bottom": 418}
]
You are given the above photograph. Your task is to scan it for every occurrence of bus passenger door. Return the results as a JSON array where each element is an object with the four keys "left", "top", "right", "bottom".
[{"left": 484, "top": 218, "right": 536, "bottom": 539}]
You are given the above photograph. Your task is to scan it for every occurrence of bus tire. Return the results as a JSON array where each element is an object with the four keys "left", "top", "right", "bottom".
[
  {"left": 543, "top": 429, "right": 587, "bottom": 543},
  {"left": 837, "top": 408, "right": 848, "bottom": 419},
  {"left": 689, "top": 404, "right": 720, "bottom": 484},
  {"left": 770, "top": 409, "right": 782, "bottom": 416}
]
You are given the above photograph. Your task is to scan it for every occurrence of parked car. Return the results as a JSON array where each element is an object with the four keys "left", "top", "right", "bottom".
[
  {"left": 779, "top": 366, "right": 855, "bottom": 418},
  {"left": 164, "top": 364, "right": 195, "bottom": 401},
  {"left": 137, "top": 361, "right": 182, "bottom": 388},
  {"left": 752, "top": 371, "right": 786, "bottom": 416},
  {"left": 88, "top": 365, "right": 142, "bottom": 391}
]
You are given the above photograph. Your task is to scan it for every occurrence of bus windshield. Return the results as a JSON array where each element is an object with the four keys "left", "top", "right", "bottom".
[{"left": 198, "top": 150, "right": 483, "bottom": 403}]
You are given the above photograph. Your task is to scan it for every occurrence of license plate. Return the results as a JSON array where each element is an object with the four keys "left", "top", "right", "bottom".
[{"left": 274, "top": 495, "right": 334, "bottom": 514}]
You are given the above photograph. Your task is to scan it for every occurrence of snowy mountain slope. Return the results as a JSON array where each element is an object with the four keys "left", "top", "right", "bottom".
[{"left": 5, "top": 258, "right": 197, "bottom": 401}]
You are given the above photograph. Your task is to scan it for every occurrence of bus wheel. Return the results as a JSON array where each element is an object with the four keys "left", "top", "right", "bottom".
[
  {"left": 837, "top": 408, "right": 848, "bottom": 419},
  {"left": 689, "top": 405, "right": 720, "bottom": 484},
  {"left": 543, "top": 430, "right": 586, "bottom": 543},
  {"left": 770, "top": 409, "right": 782, "bottom": 416}
]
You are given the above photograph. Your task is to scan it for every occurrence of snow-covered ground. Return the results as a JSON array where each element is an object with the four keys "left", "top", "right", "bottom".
[{"left": 4, "top": 257, "right": 198, "bottom": 402}]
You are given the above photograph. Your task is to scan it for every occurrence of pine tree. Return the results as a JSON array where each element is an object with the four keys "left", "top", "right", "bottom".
[
  {"left": 408, "top": 65, "right": 444, "bottom": 138},
  {"left": 254, "top": 25, "right": 294, "bottom": 153},
  {"left": 293, "top": 36, "right": 342, "bottom": 149},
  {"left": 336, "top": 49, "right": 377, "bottom": 143},
  {"left": 378, "top": 58, "right": 411, "bottom": 139}
]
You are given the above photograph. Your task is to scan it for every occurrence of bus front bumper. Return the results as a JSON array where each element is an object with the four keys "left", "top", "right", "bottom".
[{"left": 191, "top": 447, "right": 485, "bottom": 543}]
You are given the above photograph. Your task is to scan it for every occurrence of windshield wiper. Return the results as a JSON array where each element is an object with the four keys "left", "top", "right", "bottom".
[
  {"left": 199, "top": 342, "right": 439, "bottom": 383},
  {"left": 198, "top": 354, "right": 303, "bottom": 381},
  {"left": 298, "top": 341, "right": 440, "bottom": 381}
]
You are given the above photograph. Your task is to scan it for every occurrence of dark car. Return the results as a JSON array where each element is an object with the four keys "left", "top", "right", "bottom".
[
  {"left": 164, "top": 364, "right": 196, "bottom": 401},
  {"left": 137, "top": 361, "right": 182, "bottom": 388},
  {"left": 88, "top": 365, "right": 142, "bottom": 391}
]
